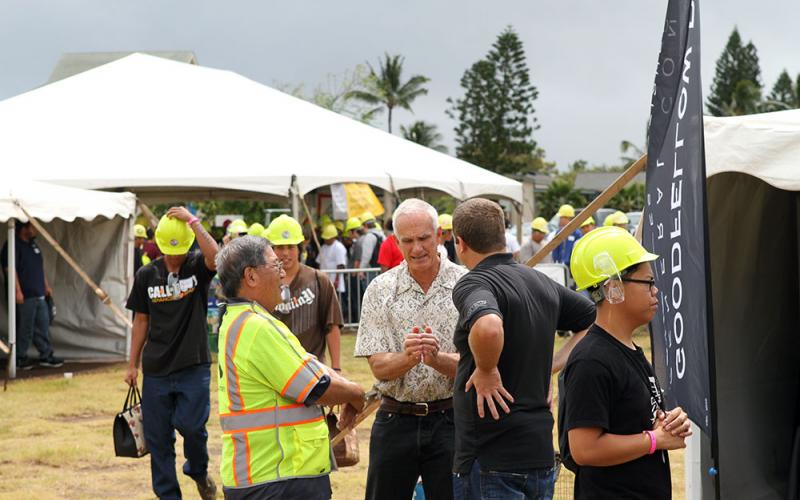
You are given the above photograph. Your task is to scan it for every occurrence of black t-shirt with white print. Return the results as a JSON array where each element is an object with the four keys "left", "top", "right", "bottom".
[
  {"left": 563, "top": 324, "right": 671, "bottom": 500},
  {"left": 126, "top": 251, "right": 215, "bottom": 376}
]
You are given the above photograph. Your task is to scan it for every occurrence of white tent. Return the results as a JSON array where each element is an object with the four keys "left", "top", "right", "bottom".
[
  {"left": 1, "top": 180, "right": 136, "bottom": 377},
  {"left": 0, "top": 53, "right": 522, "bottom": 205},
  {"left": 687, "top": 109, "right": 800, "bottom": 499}
]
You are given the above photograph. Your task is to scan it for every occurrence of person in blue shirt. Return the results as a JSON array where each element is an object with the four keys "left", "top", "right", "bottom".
[
  {"left": 1, "top": 221, "right": 63, "bottom": 370},
  {"left": 551, "top": 204, "right": 583, "bottom": 268}
]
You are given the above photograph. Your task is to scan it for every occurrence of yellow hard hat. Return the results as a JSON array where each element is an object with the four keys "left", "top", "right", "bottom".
[
  {"left": 227, "top": 219, "right": 248, "bottom": 236},
  {"left": 438, "top": 214, "right": 453, "bottom": 231},
  {"left": 580, "top": 216, "right": 596, "bottom": 228},
  {"left": 320, "top": 214, "right": 333, "bottom": 227},
  {"left": 141, "top": 253, "right": 151, "bottom": 266},
  {"left": 531, "top": 217, "right": 549, "bottom": 233},
  {"left": 570, "top": 226, "right": 658, "bottom": 291},
  {"left": 134, "top": 224, "right": 147, "bottom": 238},
  {"left": 613, "top": 211, "right": 629, "bottom": 225},
  {"left": 247, "top": 222, "right": 265, "bottom": 237},
  {"left": 345, "top": 216, "right": 362, "bottom": 233},
  {"left": 265, "top": 215, "right": 304, "bottom": 246},
  {"left": 360, "top": 211, "right": 375, "bottom": 223},
  {"left": 155, "top": 215, "right": 195, "bottom": 256},
  {"left": 557, "top": 204, "right": 575, "bottom": 218},
  {"left": 320, "top": 224, "right": 338, "bottom": 240},
  {"left": 334, "top": 220, "right": 345, "bottom": 233}
]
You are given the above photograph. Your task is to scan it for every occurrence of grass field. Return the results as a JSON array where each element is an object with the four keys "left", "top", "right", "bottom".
[{"left": 0, "top": 330, "right": 683, "bottom": 499}]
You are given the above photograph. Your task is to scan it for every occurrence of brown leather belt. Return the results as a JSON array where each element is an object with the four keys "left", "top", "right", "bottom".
[{"left": 380, "top": 397, "right": 453, "bottom": 416}]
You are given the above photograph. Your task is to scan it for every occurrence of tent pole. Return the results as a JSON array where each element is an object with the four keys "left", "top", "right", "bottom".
[
  {"left": 137, "top": 200, "right": 159, "bottom": 229},
  {"left": 15, "top": 205, "right": 133, "bottom": 329},
  {"left": 6, "top": 220, "right": 16, "bottom": 381},
  {"left": 526, "top": 154, "right": 647, "bottom": 267},
  {"left": 299, "top": 193, "right": 321, "bottom": 251}
]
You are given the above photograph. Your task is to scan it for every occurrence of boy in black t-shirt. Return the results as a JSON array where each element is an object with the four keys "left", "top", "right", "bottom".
[
  {"left": 125, "top": 207, "right": 219, "bottom": 500},
  {"left": 562, "top": 226, "right": 692, "bottom": 500},
  {"left": 451, "top": 198, "right": 596, "bottom": 500}
]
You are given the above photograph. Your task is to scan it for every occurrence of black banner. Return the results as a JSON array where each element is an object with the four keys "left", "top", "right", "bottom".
[{"left": 644, "top": 0, "right": 713, "bottom": 436}]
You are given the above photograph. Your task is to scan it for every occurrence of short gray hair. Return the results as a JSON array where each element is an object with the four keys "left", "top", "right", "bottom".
[
  {"left": 392, "top": 199, "right": 438, "bottom": 239},
  {"left": 215, "top": 236, "right": 269, "bottom": 299}
]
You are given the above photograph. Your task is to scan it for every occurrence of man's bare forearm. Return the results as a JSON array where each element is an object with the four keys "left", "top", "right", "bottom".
[
  {"left": 326, "top": 325, "right": 342, "bottom": 370},
  {"left": 129, "top": 313, "right": 149, "bottom": 368},
  {"left": 429, "top": 352, "right": 459, "bottom": 378},
  {"left": 191, "top": 220, "right": 219, "bottom": 270},
  {"left": 368, "top": 352, "right": 418, "bottom": 381},
  {"left": 468, "top": 314, "right": 504, "bottom": 371},
  {"left": 552, "top": 328, "right": 587, "bottom": 374}
]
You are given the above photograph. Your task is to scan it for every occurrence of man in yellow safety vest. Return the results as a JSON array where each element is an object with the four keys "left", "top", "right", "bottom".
[{"left": 215, "top": 235, "right": 366, "bottom": 499}]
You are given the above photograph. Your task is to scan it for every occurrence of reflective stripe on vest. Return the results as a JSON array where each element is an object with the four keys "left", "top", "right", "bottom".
[
  {"left": 220, "top": 404, "right": 323, "bottom": 433},
  {"left": 224, "top": 311, "right": 253, "bottom": 412},
  {"left": 231, "top": 432, "right": 251, "bottom": 486},
  {"left": 280, "top": 356, "right": 325, "bottom": 402}
]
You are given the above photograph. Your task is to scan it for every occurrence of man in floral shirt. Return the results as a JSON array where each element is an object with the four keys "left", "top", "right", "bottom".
[{"left": 355, "top": 199, "right": 466, "bottom": 500}]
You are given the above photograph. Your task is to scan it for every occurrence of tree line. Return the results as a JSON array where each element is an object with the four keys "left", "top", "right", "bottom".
[{"left": 282, "top": 24, "right": 795, "bottom": 218}]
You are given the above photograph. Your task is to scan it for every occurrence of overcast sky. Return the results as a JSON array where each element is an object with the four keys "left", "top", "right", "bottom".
[{"left": 1, "top": 0, "right": 797, "bottom": 170}]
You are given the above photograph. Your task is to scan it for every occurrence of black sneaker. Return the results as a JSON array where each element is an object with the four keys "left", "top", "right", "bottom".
[
  {"left": 195, "top": 475, "right": 217, "bottom": 500},
  {"left": 39, "top": 355, "right": 64, "bottom": 368},
  {"left": 17, "top": 358, "right": 35, "bottom": 371}
]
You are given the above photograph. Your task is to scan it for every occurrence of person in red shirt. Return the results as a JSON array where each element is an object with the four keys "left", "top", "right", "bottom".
[{"left": 377, "top": 218, "right": 404, "bottom": 272}]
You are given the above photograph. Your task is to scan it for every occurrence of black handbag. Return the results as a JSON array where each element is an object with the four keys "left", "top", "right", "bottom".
[{"left": 113, "top": 385, "right": 148, "bottom": 458}]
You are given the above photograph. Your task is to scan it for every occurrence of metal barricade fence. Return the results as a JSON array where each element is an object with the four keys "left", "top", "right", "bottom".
[{"left": 319, "top": 267, "right": 381, "bottom": 329}]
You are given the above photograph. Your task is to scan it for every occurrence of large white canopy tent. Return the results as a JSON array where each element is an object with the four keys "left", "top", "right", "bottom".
[
  {"left": 1, "top": 180, "right": 136, "bottom": 378},
  {"left": 0, "top": 53, "right": 522, "bottom": 208},
  {"left": 684, "top": 109, "right": 800, "bottom": 499}
]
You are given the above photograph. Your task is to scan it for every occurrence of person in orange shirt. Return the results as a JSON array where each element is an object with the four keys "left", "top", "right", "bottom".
[{"left": 377, "top": 218, "right": 404, "bottom": 272}]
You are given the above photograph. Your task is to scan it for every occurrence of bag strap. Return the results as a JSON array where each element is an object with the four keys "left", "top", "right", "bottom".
[
  {"left": 122, "top": 385, "right": 135, "bottom": 412},
  {"left": 123, "top": 384, "right": 143, "bottom": 411}
]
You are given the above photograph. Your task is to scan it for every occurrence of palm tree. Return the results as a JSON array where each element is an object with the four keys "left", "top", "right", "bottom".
[
  {"left": 346, "top": 53, "right": 430, "bottom": 133},
  {"left": 400, "top": 121, "right": 448, "bottom": 153}
]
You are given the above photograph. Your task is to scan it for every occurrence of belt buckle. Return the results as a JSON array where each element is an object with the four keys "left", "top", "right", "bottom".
[{"left": 415, "top": 402, "right": 429, "bottom": 416}]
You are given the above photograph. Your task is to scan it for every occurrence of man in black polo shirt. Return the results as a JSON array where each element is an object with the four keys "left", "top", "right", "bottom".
[
  {"left": 125, "top": 207, "right": 219, "bottom": 500},
  {"left": 1, "top": 221, "right": 63, "bottom": 370},
  {"left": 450, "top": 198, "right": 596, "bottom": 500}
]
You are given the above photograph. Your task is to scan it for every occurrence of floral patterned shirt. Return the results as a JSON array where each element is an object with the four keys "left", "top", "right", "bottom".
[{"left": 354, "top": 257, "right": 467, "bottom": 402}]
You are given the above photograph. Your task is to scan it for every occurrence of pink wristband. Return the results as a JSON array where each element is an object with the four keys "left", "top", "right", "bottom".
[
  {"left": 188, "top": 216, "right": 200, "bottom": 226},
  {"left": 644, "top": 430, "right": 657, "bottom": 455}
]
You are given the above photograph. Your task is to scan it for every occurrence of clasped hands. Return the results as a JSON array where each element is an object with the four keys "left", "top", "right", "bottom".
[{"left": 403, "top": 326, "right": 441, "bottom": 368}]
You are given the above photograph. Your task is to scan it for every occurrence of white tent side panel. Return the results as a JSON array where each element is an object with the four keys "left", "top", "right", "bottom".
[{"left": 1, "top": 216, "right": 133, "bottom": 361}]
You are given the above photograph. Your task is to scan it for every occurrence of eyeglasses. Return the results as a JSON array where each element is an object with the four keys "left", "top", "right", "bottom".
[
  {"left": 266, "top": 260, "right": 284, "bottom": 273},
  {"left": 247, "top": 260, "right": 283, "bottom": 275},
  {"left": 621, "top": 277, "right": 656, "bottom": 293}
]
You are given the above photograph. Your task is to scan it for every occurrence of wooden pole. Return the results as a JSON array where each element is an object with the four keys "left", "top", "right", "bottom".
[
  {"left": 330, "top": 395, "right": 382, "bottom": 447},
  {"left": 525, "top": 154, "right": 647, "bottom": 267},
  {"left": 298, "top": 189, "right": 322, "bottom": 251},
  {"left": 16, "top": 205, "right": 133, "bottom": 329},
  {"left": 137, "top": 200, "right": 159, "bottom": 229}
]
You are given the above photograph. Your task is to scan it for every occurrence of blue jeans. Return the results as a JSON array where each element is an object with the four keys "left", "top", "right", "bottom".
[
  {"left": 16, "top": 297, "right": 53, "bottom": 360},
  {"left": 142, "top": 364, "right": 211, "bottom": 500},
  {"left": 453, "top": 460, "right": 556, "bottom": 500}
]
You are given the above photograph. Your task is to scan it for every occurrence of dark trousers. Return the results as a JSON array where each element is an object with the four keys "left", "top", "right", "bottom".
[
  {"left": 453, "top": 460, "right": 556, "bottom": 500},
  {"left": 365, "top": 409, "right": 455, "bottom": 500},
  {"left": 224, "top": 475, "right": 331, "bottom": 500},
  {"left": 16, "top": 297, "right": 53, "bottom": 360},
  {"left": 142, "top": 364, "right": 211, "bottom": 500}
]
